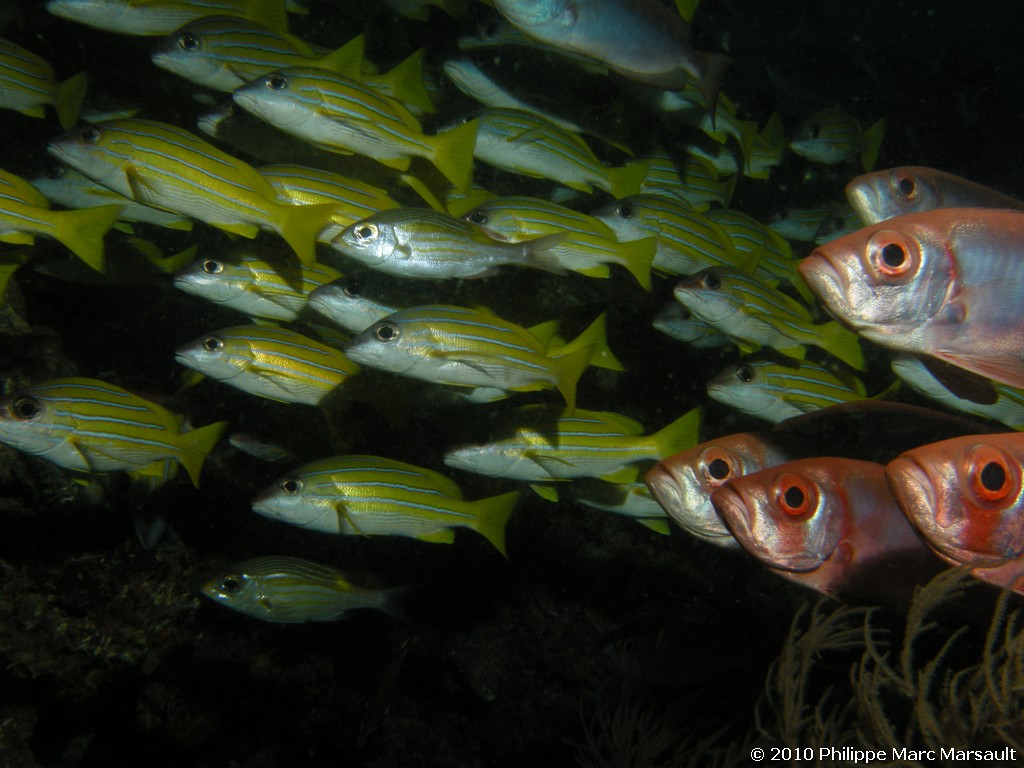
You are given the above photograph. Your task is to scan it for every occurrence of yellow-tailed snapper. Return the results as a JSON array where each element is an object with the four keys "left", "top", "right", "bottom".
[
  {"left": 0, "top": 377, "right": 226, "bottom": 486},
  {"left": 251, "top": 455, "right": 520, "bottom": 555},
  {"left": 175, "top": 325, "right": 359, "bottom": 406},
  {"left": 789, "top": 108, "right": 885, "bottom": 171},
  {"left": 0, "top": 37, "right": 86, "bottom": 129}
]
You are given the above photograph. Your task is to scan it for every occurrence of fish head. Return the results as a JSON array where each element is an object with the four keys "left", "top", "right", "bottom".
[
  {"left": 232, "top": 70, "right": 313, "bottom": 131},
  {"left": 800, "top": 218, "right": 954, "bottom": 338},
  {"left": 672, "top": 269, "right": 740, "bottom": 325},
  {"left": 706, "top": 362, "right": 778, "bottom": 418},
  {"left": 200, "top": 569, "right": 264, "bottom": 618},
  {"left": 332, "top": 217, "right": 400, "bottom": 267},
  {"left": 153, "top": 24, "right": 234, "bottom": 90},
  {"left": 492, "top": 0, "right": 570, "bottom": 27},
  {"left": 789, "top": 108, "right": 859, "bottom": 164},
  {"left": 251, "top": 472, "right": 342, "bottom": 533},
  {"left": 175, "top": 331, "right": 250, "bottom": 382},
  {"left": 887, "top": 436, "right": 1024, "bottom": 563},
  {"left": 846, "top": 166, "right": 942, "bottom": 224},
  {"left": 344, "top": 316, "right": 422, "bottom": 375},
  {"left": 0, "top": 388, "right": 69, "bottom": 457},
  {"left": 173, "top": 256, "right": 249, "bottom": 304},
  {"left": 712, "top": 461, "right": 848, "bottom": 572},
  {"left": 443, "top": 440, "right": 523, "bottom": 478},
  {"left": 589, "top": 198, "right": 651, "bottom": 242},
  {"left": 47, "top": 123, "right": 124, "bottom": 190},
  {"left": 646, "top": 433, "right": 788, "bottom": 545}
]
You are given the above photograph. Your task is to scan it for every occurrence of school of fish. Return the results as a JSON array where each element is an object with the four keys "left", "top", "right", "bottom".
[{"left": 2, "top": 0, "right": 1024, "bottom": 624}]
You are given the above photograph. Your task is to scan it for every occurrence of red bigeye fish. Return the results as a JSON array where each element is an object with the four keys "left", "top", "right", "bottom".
[
  {"left": 799, "top": 209, "right": 1024, "bottom": 389},
  {"left": 886, "top": 433, "right": 1024, "bottom": 594},
  {"left": 846, "top": 166, "right": 1024, "bottom": 225},
  {"left": 711, "top": 458, "right": 932, "bottom": 598},
  {"left": 645, "top": 433, "right": 791, "bottom": 549}
]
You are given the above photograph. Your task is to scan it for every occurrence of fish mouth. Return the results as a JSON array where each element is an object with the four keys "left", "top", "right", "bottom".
[
  {"left": 710, "top": 484, "right": 765, "bottom": 555},
  {"left": 844, "top": 182, "right": 878, "bottom": 223},
  {"left": 885, "top": 455, "right": 938, "bottom": 534},
  {"left": 798, "top": 252, "right": 843, "bottom": 301}
]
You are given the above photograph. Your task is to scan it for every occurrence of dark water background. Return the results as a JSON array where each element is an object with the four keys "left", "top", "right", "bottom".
[{"left": 2, "top": 1, "right": 1023, "bottom": 766}]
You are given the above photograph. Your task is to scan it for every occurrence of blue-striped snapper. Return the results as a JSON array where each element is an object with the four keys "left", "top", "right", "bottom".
[
  {"left": 343, "top": 305, "right": 618, "bottom": 410},
  {"left": 251, "top": 455, "right": 520, "bottom": 556},
  {"left": 0, "top": 377, "right": 226, "bottom": 486},
  {"left": 201, "top": 555, "right": 410, "bottom": 623},
  {"left": 175, "top": 325, "right": 360, "bottom": 406},
  {"left": 0, "top": 37, "right": 86, "bottom": 129},
  {"left": 47, "top": 118, "right": 336, "bottom": 266}
]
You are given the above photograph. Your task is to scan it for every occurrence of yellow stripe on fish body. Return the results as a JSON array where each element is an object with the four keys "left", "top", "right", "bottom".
[
  {"left": 175, "top": 325, "right": 360, "bottom": 405},
  {"left": 46, "top": 118, "right": 335, "bottom": 266},
  {"left": 0, "top": 377, "right": 226, "bottom": 486},
  {"left": 463, "top": 109, "right": 647, "bottom": 197},
  {"left": 31, "top": 165, "right": 193, "bottom": 231},
  {"left": 231, "top": 67, "right": 477, "bottom": 191},
  {"left": 45, "top": 0, "right": 291, "bottom": 36},
  {"left": 443, "top": 405, "right": 701, "bottom": 484},
  {"left": 0, "top": 37, "right": 86, "bottom": 130},
  {"left": 152, "top": 17, "right": 362, "bottom": 92},
  {"left": 639, "top": 153, "right": 735, "bottom": 210},
  {"left": 707, "top": 359, "right": 869, "bottom": 423},
  {"left": 251, "top": 455, "right": 520, "bottom": 555},
  {"left": 673, "top": 267, "right": 866, "bottom": 370},
  {"left": 592, "top": 194, "right": 751, "bottom": 277},
  {"left": 258, "top": 163, "right": 399, "bottom": 243},
  {"left": 200, "top": 555, "right": 408, "bottom": 623},
  {"left": 343, "top": 304, "right": 601, "bottom": 410},
  {"left": 173, "top": 248, "right": 341, "bottom": 320},
  {"left": 1, "top": 168, "right": 120, "bottom": 272},
  {"left": 705, "top": 208, "right": 813, "bottom": 301},
  {"left": 461, "top": 196, "right": 653, "bottom": 288},
  {"left": 789, "top": 108, "right": 885, "bottom": 171}
]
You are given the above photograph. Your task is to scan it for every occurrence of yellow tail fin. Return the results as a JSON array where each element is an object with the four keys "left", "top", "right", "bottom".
[
  {"left": 470, "top": 490, "right": 520, "bottom": 558},
  {"left": 380, "top": 48, "right": 434, "bottom": 114},
  {"left": 819, "top": 320, "right": 867, "bottom": 371},
  {"left": 549, "top": 344, "right": 592, "bottom": 411},
  {"left": 606, "top": 158, "right": 651, "bottom": 199},
  {"left": 615, "top": 237, "right": 655, "bottom": 290},
  {"left": 178, "top": 420, "right": 229, "bottom": 487},
  {"left": 52, "top": 204, "right": 122, "bottom": 272},
  {"left": 54, "top": 71, "right": 87, "bottom": 131},
  {"left": 275, "top": 201, "right": 340, "bottom": 266},
  {"left": 551, "top": 313, "right": 624, "bottom": 373},
  {"left": 651, "top": 407, "right": 702, "bottom": 458},
  {"left": 316, "top": 36, "right": 364, "bottom": 82},
  {"left": 429, "top": 118, "right": 478, "bottom": 192},
  {"left": 861, "top": 118, "right": 886, "bottom": 172}
]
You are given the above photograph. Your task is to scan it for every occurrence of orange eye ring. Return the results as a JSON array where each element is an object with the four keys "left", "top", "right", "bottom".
[
  {"left": 868, "top": 232, "right": 916, "bottom": 279},
  {"left": 774, "top": 473, "right": 817, "bottom": 516},
  {"left": 699, "top": 446, "right": 736, "bottom": 488},
  {"left": 968, "top": 446, "right": 1019, "bottom": 504}
]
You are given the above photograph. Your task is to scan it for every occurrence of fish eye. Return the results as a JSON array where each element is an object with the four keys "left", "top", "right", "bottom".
[
  {"left": 373, "top": 322, "right": 400, "bottom": 343},
  {"left": 809, "top": 124, "right": 822, "bottom": 139},
  {"left": 967, "top": 445, "right": 1018, "bottom": 503},
  {"left": 479, "top": 20, "right": 498, "bottom": 38},
  {"left": 702, "top": 271, "right": 721, "bottom": 290},
  {"left": 699, "top": 447, "right": 735, "bottom": 487},
  {"left": 280, "top": 477, "right": 303, "bottom": 494},
  {"left": 466, "top": 211, "right": 488, "bottom": 225},
  {"left": 342, "top": 278, "right": 361, "bottom": 298},
  {"left": 352, "top": 223, "right": 379, "bottom": 244},
  {"left": 11, "top": 397, "right": 41, "bottom": 420},
  {"left": 178, "top": 32, "right": 200, "bottom": 52},
  {"left": 219, "top": 575, "right": 242, "bottom": 593},
  {"left": 868, "top": 232, "right": 917, "bottom": 279},
  {"left": 202, "top": 259, "right": 223, "bottom": 274},
  {"left": 203, "top": 336, "right": 224, "bottom": 352},
  {"left": 266, "top": 74, "right": 289, "bottom": 91},
  {"left": 734, "top": 365, "right": 754, "bottom": 383},
  {"left": 895, "top": 174, "right": 918, "bottom": 200},
  {"left": 79, "top": 126, "right": 101, "bottom": 144},
  {"left": 775, "top": 473, "right": 816, "bottom": 516},
  {"left": 615, "top": 202, "right": 634, "bottom": 219},
  {"left": 45, "top": 164, "right": 66, "bottom": 180}
]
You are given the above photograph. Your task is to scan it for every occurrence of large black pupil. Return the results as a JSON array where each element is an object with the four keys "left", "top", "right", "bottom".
[
  {"left": 784, "top": 486, "right": 805, "bottom": 509},
  {"left": 704, "top": 272, "right": 720, "bottom": 289},
  {"left": 980, "top": 462, "right": 1006, "bottom": 492},
  {"left": 736, "top": 366, "right": 753, "bottom": 383},
  {"left": 707, "top": 458, "right": 730, "bottom": 480},
  {"left": 898, "top": 177, "right": 915, "bottom": 196},
  {"left": 881, "top": 243, "right": 905, "bottom": 268}
]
